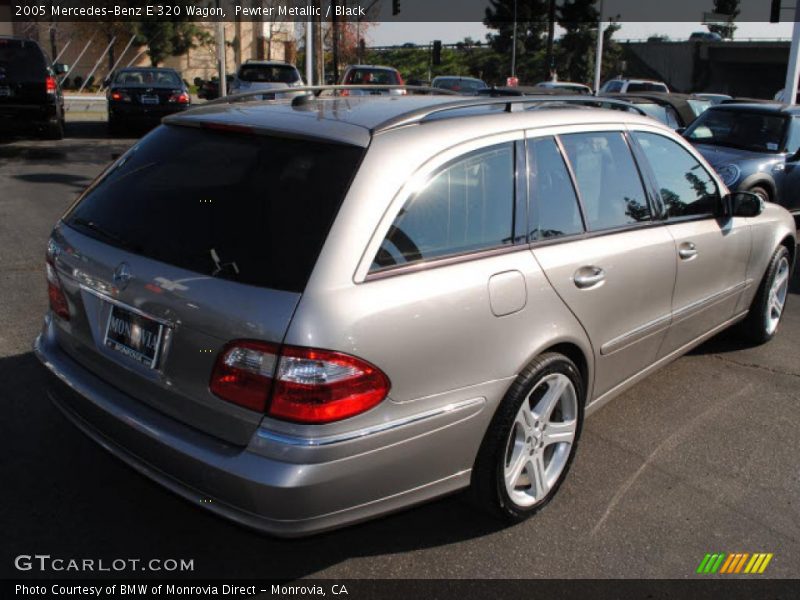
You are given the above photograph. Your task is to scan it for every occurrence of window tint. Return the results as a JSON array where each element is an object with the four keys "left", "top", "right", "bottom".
[
  {"left": 345, "top": 68, "right": 400, "bottom": 85},
  {"left": 605, "top": 81, "right": 623, "bottom": 93},
  {"left": 633, "top": 132, "right": 720, "bottom": 218},
  {"left": 785, "top": 117, "right": 800, "bottom": 155},
  {"left": 238, "top": 64, "right": 300, "bottom": 83},
  {"left": 115, "top": 69, "right": 181, "bottom": 86},
  {"left": 626, "top": 82, "right": 668, "bottom": 93},
  {"left": 372, "top": 144, "right": 515, "bottom": 271},
  {"left": 560, "top": 132, "right": 651, "bottom": 230},
  {"left": 65, "top": 125, "right": 364, "bottom": 293},
  {"left": 0, "top": 40, "right": 46, "bottom": 81},
  {"left": 528, "top": 137, "right": 584, "bottom": 240}
]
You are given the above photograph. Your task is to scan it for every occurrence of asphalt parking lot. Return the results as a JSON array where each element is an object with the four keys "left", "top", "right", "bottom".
[{"left": 1, "top": 118, "right": 799, "bottom": 580}]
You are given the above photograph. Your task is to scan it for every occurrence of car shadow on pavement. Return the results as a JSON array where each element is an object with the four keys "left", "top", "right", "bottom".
[
  {"left": 13, "top": 172, "right": 92, "bottom": 190},
  {"left": 0, "top": 351, "right": 506, "bottom": 580}
]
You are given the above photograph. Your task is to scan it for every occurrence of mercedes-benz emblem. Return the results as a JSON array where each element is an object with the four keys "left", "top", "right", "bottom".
[{"left": 112, "top": 262, "right": 132, "bottom": 290}]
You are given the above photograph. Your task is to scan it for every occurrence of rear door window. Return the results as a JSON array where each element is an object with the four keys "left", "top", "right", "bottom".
[
  {"left": 372, "top": 143, "right": 515, "bottom": 271},
  {"left": 528, "top": 137, "right": 584, "bottom": 240},
  {"left": 0, "top": 39, "right": 46, "bottom": 81},
  {"left": 64, "top": 125, "right": 364, "bottom": 293},
  {"left": 632, "top": 132, "right": 720, "bottom": 218},
  {"left": 559, "top": 131, "right": 651, "bottom": 230}
]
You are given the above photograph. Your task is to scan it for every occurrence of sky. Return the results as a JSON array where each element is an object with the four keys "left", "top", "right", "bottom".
[{"left": 370, "top": 21, "right": 795, "bottom": 46}]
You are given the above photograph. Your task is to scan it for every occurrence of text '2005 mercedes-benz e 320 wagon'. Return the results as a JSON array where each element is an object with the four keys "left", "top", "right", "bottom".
[{"left": 35, "top": 90, "right": 796, "bottom": 536}]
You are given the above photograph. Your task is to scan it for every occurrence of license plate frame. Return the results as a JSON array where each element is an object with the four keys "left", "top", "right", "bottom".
[
  {"left": 104, "top": 304, "right": 165, "bottom": 369},
  {"left": 140, "top": 94, "right": 159, "bottom": 105}
]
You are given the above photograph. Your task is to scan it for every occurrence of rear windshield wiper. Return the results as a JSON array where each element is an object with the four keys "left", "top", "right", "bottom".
[{"left": 68, "top": 217, "right": 140, "bottom": 252}]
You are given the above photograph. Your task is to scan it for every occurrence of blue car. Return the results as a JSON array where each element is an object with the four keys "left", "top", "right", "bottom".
[{"left": 682, "top": 103, "right": 800, "bottom": 217}]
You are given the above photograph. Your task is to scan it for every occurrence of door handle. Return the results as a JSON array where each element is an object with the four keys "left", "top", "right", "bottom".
[
  {"left": 678, "top": 242, "right": 698, "bottom": 260},
  {"left": 573, "top": 266, "right": 606, "bottom": 289}
]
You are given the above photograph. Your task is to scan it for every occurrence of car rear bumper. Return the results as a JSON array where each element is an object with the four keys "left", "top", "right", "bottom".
[
  {"left": 109, "top": 103, "right": 189, "bottom": 121},
  {"left": 34, "top": 316, "right": 486, "bottom": 536},
  {"left": 0, "top": 102, "right": 59, "bottom": 128}
]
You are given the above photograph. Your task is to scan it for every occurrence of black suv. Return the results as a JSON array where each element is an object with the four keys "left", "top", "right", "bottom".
[{"left": 0, "top": 36, "right": 67, "bottom": 139}]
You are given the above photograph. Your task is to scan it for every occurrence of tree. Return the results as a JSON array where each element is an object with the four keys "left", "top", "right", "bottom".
[
  {"left": 132, "top": 20, "right": 211, "bottom": 66},
  {"left": 557, "top": 0, "right": 620, "bottom": 84},
  {"left": 484, "top": 0, "right": 549, "bottom": 80},
  {"left": 707, "top": 0, "right": 740, "bottom": 39}
]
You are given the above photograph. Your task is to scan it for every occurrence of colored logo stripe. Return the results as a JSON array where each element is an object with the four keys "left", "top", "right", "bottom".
[{"left": 697, "top": 553, "right": 773, "bottom": 574}]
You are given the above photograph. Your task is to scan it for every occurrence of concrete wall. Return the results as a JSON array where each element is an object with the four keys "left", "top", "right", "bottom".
[{"left": 622, "top": 40, "right": 790, "bottom": 98}]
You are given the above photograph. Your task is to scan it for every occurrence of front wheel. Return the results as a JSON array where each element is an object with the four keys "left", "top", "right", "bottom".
[
  {"left": 739, "top": 245, "right": 791, "bottom": 344},
  {"left": 470, "top": 353, "right": 584, "bottom": 522}
]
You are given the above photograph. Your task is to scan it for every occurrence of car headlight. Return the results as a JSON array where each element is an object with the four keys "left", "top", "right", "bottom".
[{"left": 716, "top": 163, "right": 740, "bottom": 187}]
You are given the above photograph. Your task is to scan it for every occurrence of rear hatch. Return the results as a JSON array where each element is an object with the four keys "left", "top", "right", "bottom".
[
  {"left": 111, "top": 71, "right": 184, "bottom": 107},
  {"left": 0, "top": 38, "right": 48, "bottom": 107},
  {"left": 49, "top": 123, "right": 365, "bottom": 445},
  {"left": 235, "top": 64, "right": 300, "bottom": 91}
]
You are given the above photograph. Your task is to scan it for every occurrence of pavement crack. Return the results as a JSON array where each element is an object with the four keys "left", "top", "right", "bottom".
[{"left": 712, "top": 354, "right": 800, "bottom": 380}]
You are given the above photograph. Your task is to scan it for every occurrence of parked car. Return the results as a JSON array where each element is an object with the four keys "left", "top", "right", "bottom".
[
  {"left": 197, "top": 74, "right": 234, "bottom": 100},
  {"left": 600, "top": 78, "right": 669, "bottom": 94},
  {"left": 431, "top": 76, "right": 487, "bottom": 95},
  {"left": 340, "top": 64, "right": 405, "bottom": 95},
  {"left": 0, "top": 36, "right": 67, "bottom": 139},
  {"left": 534, "top": 81, "right": 592, "bottom": 95},
  {"left": 36, "top": 94, "right": 796, "bottom": 536},
  {"left": 106, "top": 67, "right": 191, "bottom": 134},
  {"left": 605, "top": 92, "right": 712, "bottom": 129},
  {"left": 228, "top": 60, "right": 304, "bottom": 96},
  {"left": 682, "top": 102, "right": 800, "bottom": 215},
  {"left": 689, "top": 31, "right": 723, "bottom": 42},
  {"left": 693, "top": 93, "right": 732, "bottom": 105}
]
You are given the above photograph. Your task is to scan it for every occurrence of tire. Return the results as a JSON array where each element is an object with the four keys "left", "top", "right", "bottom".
[
  {"left": 108, "top": 117, "right": 120, "bottom": 136},
  {"left": 739, "top": 245, "right": 791, "bottom": 345},
  {"left": 470, "top": 352, "right": 584, "bottom": 522},
  {"left": 748, "top": 185, "right": 770, "bottom": 204},
  {"left": 42, "top": 119, "right": 64, "bottom": 140}
]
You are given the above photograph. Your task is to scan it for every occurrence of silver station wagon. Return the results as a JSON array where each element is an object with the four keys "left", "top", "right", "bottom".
[{"left": 35, "top": 91, "right": 796, "bottom": 536}]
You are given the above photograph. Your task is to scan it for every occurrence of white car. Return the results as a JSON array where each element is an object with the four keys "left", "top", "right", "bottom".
[
  {"left": 600, "top": 78, "right": 669, "bottom": 94},
  {"left": 228, "top": 60, "right": 304, "bottom": 97}
]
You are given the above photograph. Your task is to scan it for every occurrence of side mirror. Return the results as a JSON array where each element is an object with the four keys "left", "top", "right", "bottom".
[
  {"left": 53, "top": 63, "right": 69, "bottom": 75},
  {"left": 727, "top": 191, "right": 765, "bottom": 218}
]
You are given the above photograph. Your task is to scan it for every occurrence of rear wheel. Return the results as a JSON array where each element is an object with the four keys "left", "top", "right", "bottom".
[
  {"left": 42, "top": 119, "right": 64, "bottom": 140},
  {"left": 470, "top": 353, "right": 584, "bottom": 522},
  {"left": 739, "top": 246, "right": 791, "bottom": 344}
]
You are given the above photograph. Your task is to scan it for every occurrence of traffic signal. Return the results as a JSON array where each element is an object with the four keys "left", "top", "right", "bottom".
[
  {"left": 771, "top": 0, "right": 781, "bottom": 23},
  {"left": 392, "top": 0, "right": 400, "bottom": 15},
  {"left": 432, "top": 40, "right": 442, "bottom": 65}
]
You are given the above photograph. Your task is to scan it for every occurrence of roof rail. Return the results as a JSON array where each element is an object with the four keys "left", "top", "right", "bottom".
[
  {"left": 202, "top": 84, "right": 458, "bottom": 107},
  {"left": 372, "top": 95, "right": 649, "bottom": 132}
]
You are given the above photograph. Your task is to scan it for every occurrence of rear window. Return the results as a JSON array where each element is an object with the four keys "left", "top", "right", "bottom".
[
  {"left": 0, "top": 39, "right": 46, "bottom": 81},
  {"left": 345, "top": 68, "right": 400, "bottom": 85},
  {"left": 238, "top": 64, "right": 299, "bottom": 83},
  {"left": 64, "top": 125, "right": 364, "bottom": 293},
  {"left": 626, "top": 82, "right": 668, "bottom": 93},
  {"left": 114, "top": 70, "right": 181, "bottom": 86}
]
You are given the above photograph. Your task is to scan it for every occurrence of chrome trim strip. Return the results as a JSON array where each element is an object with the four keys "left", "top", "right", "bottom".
[
  {"left": 600, "top": 313, "right": 672, "bottom": 356},
  {"left": 79, "top": 284, "right": 176, "bottom": 327},
  {"left": 257, "top": 397, "right": 486, "bottom": 447},
  {"left": 672, "top": 280, "right": 749, "bottom": 324}
]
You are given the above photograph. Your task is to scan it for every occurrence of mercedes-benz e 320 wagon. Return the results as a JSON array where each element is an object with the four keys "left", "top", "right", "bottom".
[{"left": 36, "top": 92, "right": 796, "bottom": 536}]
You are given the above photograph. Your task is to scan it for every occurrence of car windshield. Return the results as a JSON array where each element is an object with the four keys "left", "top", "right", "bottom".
[
  {"left": 627, "top": 82, "right": 668, "bottom": 92},
  {"left": 64, "top": 125, "right": 365, "bottom": 293},
  {"left": 687, "top": 98, "right": 713, "bottom": 116},
  {"left": 684, "top": 109, "right": 788, "bottom": 153},
  {"left": 435, "top": 78, "right": 485, "bottom": 92},
  {"left": 637, "top": 103, "right": 680, "bottom": 129},
  {"left": 0, "top": 39, "right": 46, "bottom": 81},
  {"left": 345, "top": 68, "right": 400, "bottom": 85},
  {"left": 238, "top": 64, "right": 299, "bottom": 83},
  {"left": 115, "top": 70, "right": 181, "bottom": 86}
]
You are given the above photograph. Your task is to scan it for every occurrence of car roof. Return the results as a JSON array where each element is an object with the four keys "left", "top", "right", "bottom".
[
  {"left": 712, "top": 102, "right": 800, "bottom": 115},
  {"left": 166, "top": 95, "right": 669, "bottom": 148},
  {"left": 606, "top": 92, "right": 704, "bottom": 124},
  {"left": 433, "top": 76, "right": 484, "bottom": 82},
  {"left": 241, "top": 61, "right": 296, "bottom": 67},
  {"left": 118, "top": 67, "right": 178, "bottom": 72},
  {"left": 345, "top": 65, "right": 398, "bottom": 71}
]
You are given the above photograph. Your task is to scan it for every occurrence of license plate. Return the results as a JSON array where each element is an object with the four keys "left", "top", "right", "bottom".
[
  {"left": 0, "top": 86, "right": 11, "bottom": 97},
  {"left": 104, "top": 304, "right": 165, "bottom": 369},
  {"left": 140, "top": 95, "right": 159, "bottom": 105}
]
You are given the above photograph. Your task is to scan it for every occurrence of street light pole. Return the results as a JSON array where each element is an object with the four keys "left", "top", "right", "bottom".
[
  {"left": 305, "top": 20, "right": 313, "bottom": 85},
  {"left": 593, "top": 0, "right": 604, "bottom": 94},
  {"left": 783, "top": 2, "right": 800, "bottom": 104},
  {"left": 511, "top": 0, "right": 518, "bottom": 78}
]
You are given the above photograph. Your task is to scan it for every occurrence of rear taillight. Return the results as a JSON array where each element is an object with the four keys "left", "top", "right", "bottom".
[
  {"left": 45, "top": 75, "right": 57, "bottom": 94},
  {"left": 169, "top": 92, "right": 190, "bottom": 104},
  {"left": 396, "top": 72, "right": 407, "bottom": 95},
  {"left": 210, "top": 341, "right": 390, "bottom": 423},
  {"left": 110, "top": 91, "right": 131, "bottom": 102},
  {"left": 46, "top": 258, "right": 69, "bottom": 320}
]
